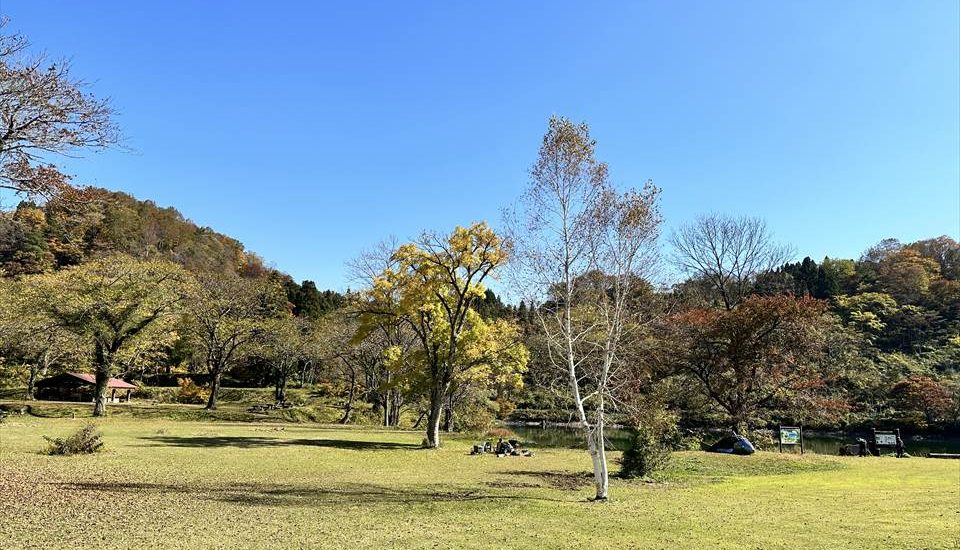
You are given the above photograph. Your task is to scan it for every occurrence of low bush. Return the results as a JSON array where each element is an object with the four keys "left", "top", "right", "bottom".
[
  {"left": 176, "top": 378, "right": 210, "bottom": 405},
  {"left": 134, "top": 382, "right": 177, "bottom": 403},
  {"left": 618, "top": 425, "right": 672, "bottom": 479},
  {"left": 43, "top": 424, "right": 104, "bottom": 455}
]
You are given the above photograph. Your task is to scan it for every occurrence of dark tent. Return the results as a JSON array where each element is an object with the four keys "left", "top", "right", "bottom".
[{"left": 701, "top": 434, "right": 756, "bottom": 455}]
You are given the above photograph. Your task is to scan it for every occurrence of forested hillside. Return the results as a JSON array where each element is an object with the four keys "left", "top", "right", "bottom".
[
  {"left": 0, "top": 188, "right": 264, "bottom": 276},
  {"left": 0, "top": 188, "right": 350, "bottom": 395}
]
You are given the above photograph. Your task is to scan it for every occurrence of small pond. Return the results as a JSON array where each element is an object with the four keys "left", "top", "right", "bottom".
[{"left": 508, "top": 425, "right": 960, "bottom": 456}]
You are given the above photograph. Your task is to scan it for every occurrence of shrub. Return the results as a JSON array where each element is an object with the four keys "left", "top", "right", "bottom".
[
  {"left": 176, "top": 378, "right": 210, "bottom": 405},
  {"left": 618, "top": 425, "right": 672, "bottom": 479},
  {"left": 43, "top": 424, "right": 104, "bottom": 455},
  {"left": 746, "top": 429, "right": 776, "bottom": 451}
]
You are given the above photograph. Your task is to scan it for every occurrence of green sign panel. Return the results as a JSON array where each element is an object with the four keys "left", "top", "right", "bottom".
[{"left": 779, "top": 428, "right": 801, "bottom": 445}]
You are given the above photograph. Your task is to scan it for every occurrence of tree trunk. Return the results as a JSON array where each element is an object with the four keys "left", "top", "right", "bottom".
[
  {"left": 92, "top": 341, "right": 119, "bottom": 417},
  {"left": 27, "top": 365, "right": 38, "bottom": 400},
  {"left": 442, "top": 406, "right": 453, "bottom": 433},
  {"left": 338, "top": 372, "right": 356, "bottom": 424},
  {"left": 390, "top": 394, "right": 402, "bottom": 427},
  {"left": 382, "top": 393, "right": 391, "bottom": 427},
  {"left": 588, "top": 420, "right": 609, "bottom": 500},
  {"left": 412, "top": 409, "right": 426, "bottom": 430},
  {"left": 425, "top": 406, "right": 442, "bottom": 448},
  {"left": 425, "top": 389, "right": 444, "bottom": 448},
  {"left": 206, "top": 370, "right": 222, "bottom": 410},
  {"left": 93, "top": 368, "right": 109, "bottom": 417},
  {"left": 275, "top": 364, "right": 288, "bottom": 402}
]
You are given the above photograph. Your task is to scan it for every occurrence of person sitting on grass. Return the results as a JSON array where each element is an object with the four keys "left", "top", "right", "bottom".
[{"left": 495, "top": 437, "right": 516, "bottom": 457}]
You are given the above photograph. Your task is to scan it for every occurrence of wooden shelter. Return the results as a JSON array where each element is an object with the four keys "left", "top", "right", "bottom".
[{"left": 35, "top": 372, "right": 137, "bottom": 403}]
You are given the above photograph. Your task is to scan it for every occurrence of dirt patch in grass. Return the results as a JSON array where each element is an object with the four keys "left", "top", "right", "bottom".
[{"left": 506, "top": 470, "right": 593, "bottom": 490}]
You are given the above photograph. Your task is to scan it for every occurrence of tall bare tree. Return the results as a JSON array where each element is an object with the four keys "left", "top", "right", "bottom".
[
  {"left": 348, "top": 240, "right": 420, "bottom": 427},
  {"left": 506, "top": 116, "right": 662, "bottom": 500},
  {"left": 0, "top": 19, "right": 119, "bottom": 200},
  {"left": 670, "top": 214, "right": 791, "bottom": 310}
]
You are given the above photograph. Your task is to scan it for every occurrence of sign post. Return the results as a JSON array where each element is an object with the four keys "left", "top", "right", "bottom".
[
  {"left": 778, "top": 425, "right": 803, "bottom": 454},
  {"left": 873, "top": 428, "right": 899, "bottom": 454}
]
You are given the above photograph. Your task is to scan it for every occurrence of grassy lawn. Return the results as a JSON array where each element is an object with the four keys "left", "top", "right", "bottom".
[{"left": 1, "top": 416, "right": 957, "bottom": 549}]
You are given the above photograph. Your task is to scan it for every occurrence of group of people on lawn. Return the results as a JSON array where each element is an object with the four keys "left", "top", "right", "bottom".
[{"left": 471, "top": 437, "right": 532, "bottom": 457}]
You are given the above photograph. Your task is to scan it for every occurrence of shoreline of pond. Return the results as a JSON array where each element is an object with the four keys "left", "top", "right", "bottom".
[{"left": 504, "top": 422, "right": 960, "bottom": 456}]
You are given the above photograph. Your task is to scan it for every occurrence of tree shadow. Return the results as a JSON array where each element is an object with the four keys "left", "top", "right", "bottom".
[
  {"left": 503, "top": 470, "right": 593, "bottom": 491},
  {"left": 296, "top": 438, "right": 421, "bottom": 451},
  {"left": 139, "top": 435, "right": 420, "bottom": 450},
  {"left": 54, "top": 480, "right": 568, "bottom": 506}
]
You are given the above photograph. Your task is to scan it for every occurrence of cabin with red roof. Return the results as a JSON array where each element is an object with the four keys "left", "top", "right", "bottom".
[{"left": 35, "top": 372, "right": 138, "bottom": 403}]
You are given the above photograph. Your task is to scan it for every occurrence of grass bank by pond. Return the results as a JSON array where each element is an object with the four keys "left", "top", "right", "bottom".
[
  {"left": 0, "top": 417, "right": 956, "bottom": 549},
  {"left": 510, "top": 424, "right": 960, "bottom": 456}
]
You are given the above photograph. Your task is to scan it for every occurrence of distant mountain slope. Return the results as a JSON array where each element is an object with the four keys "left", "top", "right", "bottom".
[{"left": 0, "top": 188, "right": 266, "bottom": 276}]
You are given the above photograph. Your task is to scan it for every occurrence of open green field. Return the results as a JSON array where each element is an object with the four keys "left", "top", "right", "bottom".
[{"left": 1, "top": 416, "right": 957, "bottom": 550}]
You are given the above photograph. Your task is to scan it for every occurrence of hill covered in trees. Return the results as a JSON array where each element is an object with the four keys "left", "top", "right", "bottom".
[
  {"left": 0, "top": 188, "right": 346, "bottom": 316},
  {"left": 0, "top": 188, "right": 265, "bottom": 277}
]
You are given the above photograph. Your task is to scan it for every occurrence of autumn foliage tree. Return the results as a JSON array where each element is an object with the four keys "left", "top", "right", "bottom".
[
  {"left": 0, "top": 19, "right": 119, "bottom": 200},
  {"left": 0, "top": 277, "right": 86, "bottom": 398},
  {"left": 357, "top": 222, "right": 526, "bottom": 448},
  {"left": 507, "top": 116, "right": 662, "bottom": 500},
  {"left": 890, "top": 375, "right": 954, "bottom": 428},
  {"left": 181, "top": 272, "right": 285, "bottom": 410},
  {"left": 669, "top": 295, "right": 832, "bottom": 433},
  {"left": 258, "top": 314, "right": 318, "bottom": 403}
]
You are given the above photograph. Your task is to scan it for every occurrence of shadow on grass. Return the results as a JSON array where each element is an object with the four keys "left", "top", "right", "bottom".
[
  {"left": 504, "top": 470, "right": 593, "bottom": 491},
  {"left": 140, "top": 435, "right": 420, "bottom": 451},
  {"left": 55, "top": 480, "right": 567, "bottom": 505}
]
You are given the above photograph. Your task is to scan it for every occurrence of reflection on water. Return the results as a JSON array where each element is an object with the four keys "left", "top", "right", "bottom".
[{"left": 508, "top": 425, "right": 960, "bottom": 456}]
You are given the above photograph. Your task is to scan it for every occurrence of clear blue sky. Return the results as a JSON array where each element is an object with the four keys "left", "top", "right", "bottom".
[{"left": 3, "top": 1, "right": 958, "bottom": 290}]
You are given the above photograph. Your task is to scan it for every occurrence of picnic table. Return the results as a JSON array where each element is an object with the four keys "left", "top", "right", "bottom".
[{"left": 246, "top": 401, "right": 295, "bottom": 413}]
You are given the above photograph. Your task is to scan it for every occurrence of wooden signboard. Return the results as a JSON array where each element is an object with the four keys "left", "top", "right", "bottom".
[
  {"left": 874, "top": 430, "right": 897, "bottom": 447},
  {"left": 778, "top": 425, "right": 803, "bottom": 454}
]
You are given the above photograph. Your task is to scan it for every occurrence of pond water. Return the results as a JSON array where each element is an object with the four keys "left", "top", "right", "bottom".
[{"left": 508, "top": 425, "right": 960, "bottom": 457}]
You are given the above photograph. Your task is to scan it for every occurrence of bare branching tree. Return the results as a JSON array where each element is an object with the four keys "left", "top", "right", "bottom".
[
  {"left": 669, "top": 214, "right": 792, "bottom": 310},
  {"left": 0, "top": 18, "right": 120, "bottom": 200},
  {"left": 506, "top": 116, "right": 662, "bottom": 500}
]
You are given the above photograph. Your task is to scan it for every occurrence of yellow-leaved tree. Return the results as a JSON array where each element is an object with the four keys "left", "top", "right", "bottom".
[{"left": 357, "top": 222, "right": 527, "bottom": 448}]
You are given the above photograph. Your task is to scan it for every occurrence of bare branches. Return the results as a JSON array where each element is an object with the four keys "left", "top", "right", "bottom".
[
  {"left": 0, "top": 18, "right": 119, "bottom": 199},
  {"left": 506, "top": 116, "right": 663, "bottom": 501},
  {"left": 670, "top": 214, "right": 792, "bottom": 310}
]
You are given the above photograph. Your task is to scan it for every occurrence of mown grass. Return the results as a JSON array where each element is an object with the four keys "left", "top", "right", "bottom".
[
  {"left": 0, "top": 386, "right": 346, "bottom": 424},
  {"left": 0, "top": 416, "right": 957, "bottom": 549}
]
